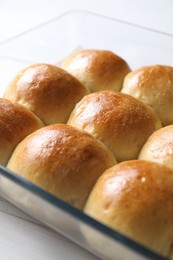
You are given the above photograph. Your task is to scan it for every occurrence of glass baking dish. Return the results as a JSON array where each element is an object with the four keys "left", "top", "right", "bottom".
[{"left": 0, "top": 10, "right": 172, "bottom": 259}]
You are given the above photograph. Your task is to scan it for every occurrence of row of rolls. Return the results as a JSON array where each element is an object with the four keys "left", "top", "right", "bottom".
[{"left": 1, "top": 49, "right": 173, "bottom": 258}]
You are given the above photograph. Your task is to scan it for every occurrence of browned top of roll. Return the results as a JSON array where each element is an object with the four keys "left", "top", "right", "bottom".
[
  {"left": 68, "top": 91, "right": 162, "bottom": 162},
  {"left": 7, "top": 124, "right": 116, "bottom": 209},
  {"left": 62, "top": 49, "right": 131, "bottom": 92},
  {"left": 84, "top": 160, "right": 173, "bottom": 257},
  {"left": 121, "top": 65, "right": 173, "bottom": 126},
  {"left": 0, "top": 98, "right": 44, "bottom": 166},
  {"left": 139, "top": 125, "right": 173, "bottom": 170},
  {"left": 4, "top": 63, "right": 89, "bottom": 125}
]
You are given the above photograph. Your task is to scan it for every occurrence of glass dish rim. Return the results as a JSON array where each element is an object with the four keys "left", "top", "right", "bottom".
[
  {"left": 0, "top": 166, "right": 164, "bottom": 260},
  {"left": 0, "top": 10, "right": 169, "bottom": 259},
  {"left": 0, "top": 9, "right": 172, "bottom": 48}
]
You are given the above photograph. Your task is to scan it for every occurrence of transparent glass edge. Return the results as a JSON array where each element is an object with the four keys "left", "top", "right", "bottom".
[
  {"left": 0, "top": 165, "right": 165, "bottom": 260},
  {"left": 0, "top": 9, "right": 172, "bottom": 48}
]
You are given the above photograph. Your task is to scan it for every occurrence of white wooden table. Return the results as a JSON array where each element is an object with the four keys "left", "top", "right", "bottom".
[{"left": 0, "top": 1, "right": 173, "bottom": 259}]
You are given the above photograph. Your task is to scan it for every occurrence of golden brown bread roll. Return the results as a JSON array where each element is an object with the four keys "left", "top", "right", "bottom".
[
  {"left": 67, "top": 91, "right": 162, "bottom": 162},
  {"left": 0, "top": 98, "right": 44, "bottom": 166},
  {"left": 139, "top": 125, "right": 173, "bottom": 170},
  {"left": 7, "top": 124, "right": 116, "bottom": 209},
  {"left": 121, "top": 65, "right": 173, "bottom": 126},
  {"left": 84, "top": 160, "right": 173, "bottom": 258},
  {"left": 62, "top": 49, "right": 131, "bottom": 92},
  {"left": 4, "top": 63, "right": 89, "bottom": 125}
]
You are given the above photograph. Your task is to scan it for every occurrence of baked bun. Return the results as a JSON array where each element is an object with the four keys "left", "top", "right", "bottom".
[
  {"left": 62, "top": 49, "right": 131, "bottom": 92},
  {"left": 67, "top": 91, "right": 161, "bottom": 162},
  {"left": 0, "top": 98, "right": 44, "bottom": 166},
  {"left": 121, "top": 65, "right": 173, "bottom": 126},
  {"left": 4, "top": 63, "right": 89, "bottom": 125},
  {"left": 7, "top": 124, "right": 116, "bottom": 209},
  {"left": 139, "top": 125, "right": 173, "bottom": 170},
  {"left": 84, "top": 160, "right": 173, "bottom": 257}
]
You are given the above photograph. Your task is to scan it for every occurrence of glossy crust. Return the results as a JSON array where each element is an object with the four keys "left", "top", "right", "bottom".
[
  {"left": 67, "top": 91, "right": 162, "bottom": 162},
  {"left": 84, "top": 160, "right": 173, "bottom": 257},
  {"left": 139, "top": 125, "right": 173, "bottom": 170},
  {"left": 4, "top": 63, "right": 89, "bottom": 125},
  {"left": 121, "top": 65, "right": 173, "bottom": 126},
  {"left": 62, "top": 49, "right": 131, "bottom": 92},
  {"left": 7, "top": 124, "right": 116, "bottom": 210},
  {"left": 0, "top": 98, "right": 44, "bottom": 166}
]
